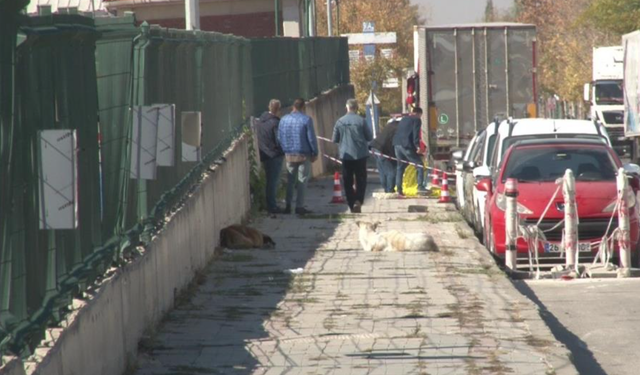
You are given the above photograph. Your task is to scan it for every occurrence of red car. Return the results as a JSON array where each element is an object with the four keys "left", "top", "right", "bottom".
[{"left": 477, "top": 138, "right": 640, "bottom": 262}]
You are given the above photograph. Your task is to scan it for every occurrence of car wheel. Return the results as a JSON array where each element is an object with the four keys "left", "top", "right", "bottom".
[{"left": 633, "top": 240, "right": 640, "bottom": 268}]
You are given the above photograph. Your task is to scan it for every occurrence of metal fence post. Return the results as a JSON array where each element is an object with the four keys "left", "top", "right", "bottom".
[
  {"left": 617, "top": 167, "right": 631, "bottom": 269},
  {"left": 562, "top": 169, "right": 578, "bottom": 268},
  {"left": 505, "top": 178, "right": 518, "bottom": 271}
]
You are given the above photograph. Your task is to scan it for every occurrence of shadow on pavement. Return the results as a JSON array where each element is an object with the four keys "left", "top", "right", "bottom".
[
  {"left": 512, "top": 280, "right": 607, "bottom": 375},
  {"left": 135, "top": 177, "right": 362, "bottom": 374}
]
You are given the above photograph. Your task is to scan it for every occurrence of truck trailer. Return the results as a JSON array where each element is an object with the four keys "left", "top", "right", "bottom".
[{"left": 412, "top": 23, "right": 537, "bottom": 160}]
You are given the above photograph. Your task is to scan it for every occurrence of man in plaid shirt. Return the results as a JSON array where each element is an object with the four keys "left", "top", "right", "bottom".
[{"left": 278, "top": 98, "right": 318, "bottom": 215}]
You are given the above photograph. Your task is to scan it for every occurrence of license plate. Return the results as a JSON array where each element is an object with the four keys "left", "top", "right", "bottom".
[{"left": 543, "top": 242, "right": 592, "bottom": 253}]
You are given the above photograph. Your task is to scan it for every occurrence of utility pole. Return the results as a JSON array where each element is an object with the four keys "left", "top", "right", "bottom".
[
  {"left": 275, "top": 0, "right": 281, "bottom": 36},
  {"left": 185, "top": 0, "right": 200, "bottom": 30},
  {"left": 327, "top": 0, "right": 333, "bottom": 36}
]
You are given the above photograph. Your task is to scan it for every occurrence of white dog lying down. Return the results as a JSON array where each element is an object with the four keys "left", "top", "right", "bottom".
[{"left": 356, "top": 221, "right": 439, "bottom": 252}]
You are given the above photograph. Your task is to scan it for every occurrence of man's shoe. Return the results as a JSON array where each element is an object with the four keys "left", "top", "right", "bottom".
[
  {"left": 268, "top": 207, "right": 285, "bottom": 215},
  {"left": 295, "top": 207, "right": 313, "bottom": 215},
  {"left": 417, "top": 186, "right": 428, "bottom": 193},
  {"left": 283, "top": 205, "right": 292, "bottom": 214},
  {"left": 352, "top": 201, "right": 362, "bottom": 213}
]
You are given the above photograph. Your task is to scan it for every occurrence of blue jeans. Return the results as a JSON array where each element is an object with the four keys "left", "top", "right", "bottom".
[
  {"left": 286, "top": 158, "right": 311, "bottom": 209},
  {"left": 395, "top": 145, "right": 424, "bottom": 194},
  {"left": 263, "top": 155, "right": 284, "bottom": 212},
  {"left": 375, "top": 153, "right": 396, "bottom": 193}
]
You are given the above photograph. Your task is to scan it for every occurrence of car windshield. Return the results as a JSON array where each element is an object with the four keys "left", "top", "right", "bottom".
[
  {"left": 501, "top": 135, "right": 606, "bottom": 158},
  {"left": 595, "top": 81, "right": 623, "bottom": 105},
  {"left": 502, "top": 146, "right": 617, "bottom": 183}
]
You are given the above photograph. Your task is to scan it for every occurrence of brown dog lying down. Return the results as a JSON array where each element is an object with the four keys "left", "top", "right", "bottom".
[
  {"left": 356, "top": 221, "right": 438, "bottom": 252},
  {"left": 220, "top": 224, "right": 275, "bottom": 249}
]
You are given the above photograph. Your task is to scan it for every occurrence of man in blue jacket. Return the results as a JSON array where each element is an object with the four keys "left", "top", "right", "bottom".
[
  {"left": 393, "top": 107, "right": 425, "bottom": 196},
  {"left": 332, "top": 99, "right": 372, "bottom": 213},
  {"left": 278, "top": 98, "right": 318, "bottom": 215}
]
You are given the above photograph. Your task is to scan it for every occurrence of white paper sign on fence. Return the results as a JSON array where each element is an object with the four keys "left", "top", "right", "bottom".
[
  {"left": 130, "top": 106, "right": 159, "bottom": 179},
  {"left": 182, "top": 111, "right": 202, "bottom": 162},
  {"left": 38, "top": 129, "right": 78, "bottom": 230},
  {"left": 153, "top": 104, "right": 176, "bottom": 166}
]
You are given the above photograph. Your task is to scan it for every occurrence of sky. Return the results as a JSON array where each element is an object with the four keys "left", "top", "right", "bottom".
[{"left": 412, "top": 0, "right": 515, "bottom": 25}]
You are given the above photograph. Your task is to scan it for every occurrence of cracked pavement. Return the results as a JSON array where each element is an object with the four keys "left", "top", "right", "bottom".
[{"left": 134, "top": 177, "right": 577, "bottom": 375}]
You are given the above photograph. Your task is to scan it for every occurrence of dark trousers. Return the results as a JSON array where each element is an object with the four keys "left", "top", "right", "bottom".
[
  {"left": 375, "top": 153, "right": 396, "bottom": 193},
  {"left": 342, "top": 157, "right": 368, "bottom": 209},
  {"left": 263, "top": 155, "right": 284, "bottom": 212}
]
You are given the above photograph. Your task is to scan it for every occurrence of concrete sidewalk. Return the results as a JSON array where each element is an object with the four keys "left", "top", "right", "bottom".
[{"left": 134, "top": 177, "right": 577, "bottom": 375}]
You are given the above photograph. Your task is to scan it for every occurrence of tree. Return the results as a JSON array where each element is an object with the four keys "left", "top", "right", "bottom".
[
  {"left": 515, "top": 0, "right": 615, "bottom": 101},
  {"left": 581, "top": 0, "right": 640, "bottom": 36},
  {"left": 484, "top": 0, "right": 496, "bottom": 22},
  {"left": 315, "top": 0, "right": 426, "bottom": 114}
]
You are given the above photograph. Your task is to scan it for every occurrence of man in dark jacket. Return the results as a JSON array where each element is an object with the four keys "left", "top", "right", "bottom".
[
  {"left": 256, "top": 99, "right": 284, "bottom": 214},
  {"left": 392, "top": 107, "right": 425, "bottom": 195},
  {"left": 370, "top": 118, "right": 399, "bottom": 193},
  {"left": 332, "top": 99, "right": 372, "bottom": 213}
]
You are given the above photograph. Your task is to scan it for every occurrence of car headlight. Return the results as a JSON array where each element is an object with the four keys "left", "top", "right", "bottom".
[
  {"left": 602, "top": 187, "right": 637, "bottom": 213},
  {"left": 496, "top": 193, "right": 533, "bottom": 214}
]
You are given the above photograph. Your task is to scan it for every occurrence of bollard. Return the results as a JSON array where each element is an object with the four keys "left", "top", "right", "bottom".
[
  {"left": 505, "top": 178, "right": 519, "bottom": 271},
  {"left": 562, "top": 169, "right": 578, "bottom": 269},
  {"left": 438, "top": 172, "right": 452, "bottom": 203},
  {"left": 330, "top": 172, "right": 345, "bottom": 204},
  {"left": 617, "top": 167, "right": 631, "bottom": 269}
]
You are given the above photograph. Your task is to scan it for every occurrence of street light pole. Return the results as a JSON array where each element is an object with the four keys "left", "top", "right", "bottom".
[{"left": 327, "top": 0, "right": 333, "bottom": 36}]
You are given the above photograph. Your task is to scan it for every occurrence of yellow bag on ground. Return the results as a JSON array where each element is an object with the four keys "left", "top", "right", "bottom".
[{"left": 402, "top": 166, "right": 419, "bottom": 196}]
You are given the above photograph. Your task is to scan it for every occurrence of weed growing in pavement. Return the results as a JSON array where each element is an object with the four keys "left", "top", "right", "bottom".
[
  {"left": 222, "top": 253, "right": 255, "bottom": 263},
  {"left": 455, "top": 225, "right": 470, "bottom": 239},
  {"left": 396, "top": 212, "right": 463, "bottom": 223}
]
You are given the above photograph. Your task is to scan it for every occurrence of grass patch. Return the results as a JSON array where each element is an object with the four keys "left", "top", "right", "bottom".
[
  {"left": 222, "top": 253, "right": 255, "bottom": 263},
  {"left": 396, "top": 212, "right": 464, "bottom": 223},
  {"left": 298, "top": 213, "right": 357, "bottom": 221},
  {"left": 455, "top": 225, "right": 470, "bottom": 239}
]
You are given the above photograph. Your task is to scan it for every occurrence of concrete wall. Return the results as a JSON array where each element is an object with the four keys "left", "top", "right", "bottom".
[
  {"left": 0, "top": 136, "right": 251, "bottom": 375},
  {"left": 307, "top": 85, "right": 356, "bottom": 177}
]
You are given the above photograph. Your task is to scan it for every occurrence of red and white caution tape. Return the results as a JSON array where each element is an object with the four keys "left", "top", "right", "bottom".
[{"left": 317, "top": 136, "right": 455, "bottom": 181}]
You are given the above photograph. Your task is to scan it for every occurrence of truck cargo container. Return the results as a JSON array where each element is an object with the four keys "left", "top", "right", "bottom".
[{"left": 412, "top": 23, "right": 537, "bottom": 160}]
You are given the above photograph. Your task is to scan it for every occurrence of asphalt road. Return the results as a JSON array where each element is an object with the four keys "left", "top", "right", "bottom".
[{"left": 514, "top": 278, "right": 640, "bottom": 375}]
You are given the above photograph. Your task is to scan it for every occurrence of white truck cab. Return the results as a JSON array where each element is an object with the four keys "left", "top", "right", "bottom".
[{"left": 584, "top": 46, "right": 631, "bottom": 157}]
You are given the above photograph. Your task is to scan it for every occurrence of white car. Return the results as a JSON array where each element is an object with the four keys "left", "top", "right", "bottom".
[{"left": 453, "top": 121, "right": 500, "bottom": 240}]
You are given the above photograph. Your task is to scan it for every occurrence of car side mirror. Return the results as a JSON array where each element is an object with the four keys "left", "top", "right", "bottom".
[
  {"left": 583, "top": 82, "right": 590, "bottom": 102},
  {"left": 623, "top": 163, "right": 640, "bottom": 176},
  {"left": 452, "top": 150, "right": 464, "bottom": 161},
  {"left": 475, "top": 178, "right": 492, "bottom": 192}
]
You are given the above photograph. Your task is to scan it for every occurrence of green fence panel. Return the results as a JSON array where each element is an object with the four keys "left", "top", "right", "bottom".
[
  {"left": 250, "top": 36, "right": 349, "bottom": 115},
  {"left": 0, "top": 14, "right": 102, "bottom": 354},
  {"left": 95, "top": 15, "right": 138, "bottom": 239},
  {"left": 0, "top": 0, "right": 28, "bottom": 351}
]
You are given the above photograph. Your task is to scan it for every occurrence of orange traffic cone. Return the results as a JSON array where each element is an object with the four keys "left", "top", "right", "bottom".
[
  {"left": 431, "top": 168, "right": 440, "bottom": 187},
  {"left": 438, "top": 172, "right": 451, "bottom": 203},
  {"left": 330, "top": 172, "right": 345, "bottom": 204}
]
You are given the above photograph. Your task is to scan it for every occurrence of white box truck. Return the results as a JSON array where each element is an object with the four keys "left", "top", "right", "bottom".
[
  {"left": 584, "top": 46, "right": 631, "bottom": 156},
  {"left": 412, "top": 23, "right": 538, "bottom": 160}
]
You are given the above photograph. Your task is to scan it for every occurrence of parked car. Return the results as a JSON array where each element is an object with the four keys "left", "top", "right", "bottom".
[
  {"left": 462, "top": 118, "right": 612, "bottom": 242},
  {"left": 478, "top": 138, "right": 640, "bottom": 263},
  {"left": 453, "top": 120, "right": 500, "bottom": 240}
]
